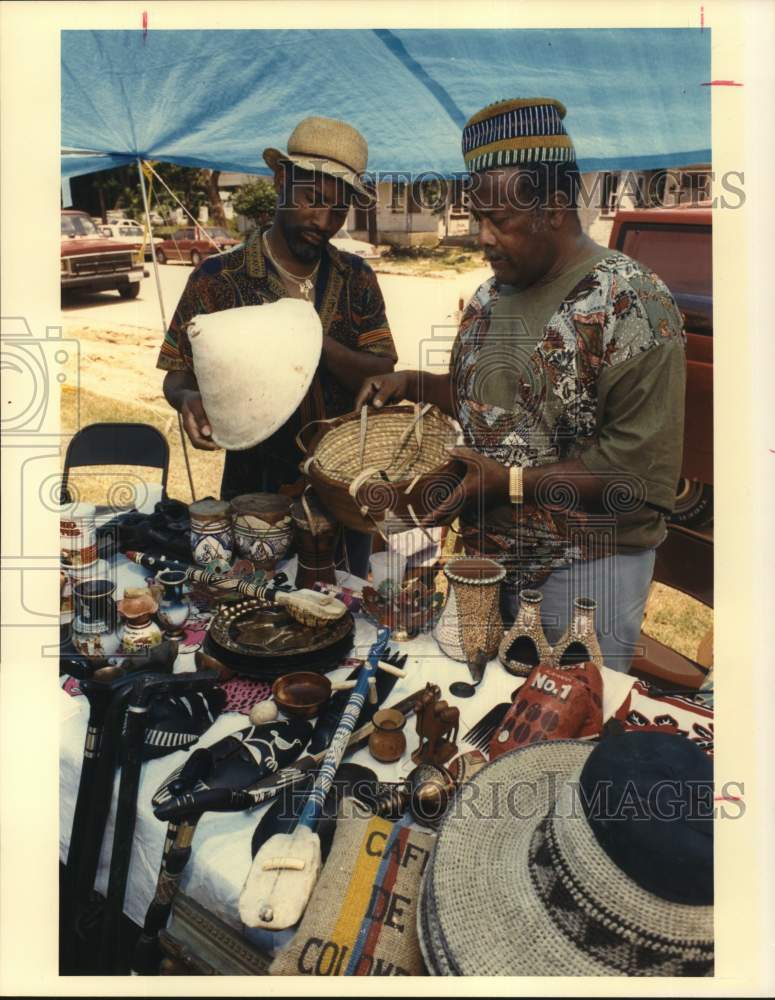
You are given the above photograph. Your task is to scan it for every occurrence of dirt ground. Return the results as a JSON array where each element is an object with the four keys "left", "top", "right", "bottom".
[{"left": 59, "top": 264, "right": 712, "bottom": 662}]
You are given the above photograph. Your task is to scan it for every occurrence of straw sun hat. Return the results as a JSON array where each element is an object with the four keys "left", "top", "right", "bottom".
[
  {"left": 263, "top": 115, "right": 374, "bottom": 201},
  {"left": 418, "top": 730, "right": 714, "bottom": 977}
]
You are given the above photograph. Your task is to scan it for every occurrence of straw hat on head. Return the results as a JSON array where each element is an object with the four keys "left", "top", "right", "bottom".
[
  {"left": 263, "top": 115, "right": 373, "bottom": 202},
  {"left": 419, "top": 730, "right": 715, "bottom": 977}
]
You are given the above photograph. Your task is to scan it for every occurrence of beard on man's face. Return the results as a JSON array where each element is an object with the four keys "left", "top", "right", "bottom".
[{"left": 278, "top": 215, "right": 327, "bottom": 265}]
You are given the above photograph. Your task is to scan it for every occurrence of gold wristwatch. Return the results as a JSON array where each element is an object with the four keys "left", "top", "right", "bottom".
[{"left": 509, "top": 465, "right": 524, "bottom": 506}]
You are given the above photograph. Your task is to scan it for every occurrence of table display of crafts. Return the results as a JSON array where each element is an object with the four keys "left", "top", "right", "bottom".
[
  {"left": 59, "top": 377, "right": 714, "bottom": 976},
  {"left": 60, "top": 508, "right": 716, "bottom": 973}
]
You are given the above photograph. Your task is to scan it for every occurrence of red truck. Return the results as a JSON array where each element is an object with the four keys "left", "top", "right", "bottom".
[
  {"left": 608, "top": 207, "right": 713, "bottom": 530},
  {"left": 61, "top": 209, "right": 146, "bottom": 299}
]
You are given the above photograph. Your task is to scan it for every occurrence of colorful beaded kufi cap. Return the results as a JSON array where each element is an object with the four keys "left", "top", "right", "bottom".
[{"left": 462, "top": 97, "right": 576, "bottom": 172}]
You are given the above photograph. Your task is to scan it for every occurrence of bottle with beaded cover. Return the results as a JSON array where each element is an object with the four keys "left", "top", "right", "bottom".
[
  {"left": 498, "top": 589, "right": 554, "bottom": 677},
  {"left": 553, "top": 597, "right": 604, "bottom": 668}
]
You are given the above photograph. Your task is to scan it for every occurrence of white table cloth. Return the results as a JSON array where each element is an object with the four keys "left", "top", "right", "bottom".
[{"left": 59, "top": 553, "right": 636, "bottom": 945}]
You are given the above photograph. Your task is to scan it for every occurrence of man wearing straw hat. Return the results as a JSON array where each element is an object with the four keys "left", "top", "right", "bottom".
[
  {"left": 356, "top": 98, "right": 686, "bottom": 671},
  {"left": 158, "top": 115, "right": 397, "bottom": 576}
]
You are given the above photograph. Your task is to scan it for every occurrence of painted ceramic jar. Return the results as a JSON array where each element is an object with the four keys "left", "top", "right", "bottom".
[
  {"left": 72, "top": 578, "right": 121, "bottom": 658},
  {"left": 498, "top": 589, "right": 554, "bottom": 677},
  {"left": 433, "top": 558, "right": 505, "bottom": 662},
  {"left": 230, "top": 493, "right": 293, "bottom": 568},
  {"left": 189, "top": 499, "right": 233, "bottom": 566},
  {"left": 155, "top": 568, "right": 191, "bottom": 638},
  {"left": 60, "top": 502, "right": 98, "bottom": 570},
  {"left": 117, "top": 592, "right": 163, "bottom": 653}
]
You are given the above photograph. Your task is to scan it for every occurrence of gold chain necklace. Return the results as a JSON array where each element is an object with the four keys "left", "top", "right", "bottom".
[{"left": 262, "top": 232, "right": 320, "bottom": 301}]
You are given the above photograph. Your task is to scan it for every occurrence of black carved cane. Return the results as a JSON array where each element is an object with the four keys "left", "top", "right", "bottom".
[{"left": 97, "top": 671, "right": 219, "bottom": 975}]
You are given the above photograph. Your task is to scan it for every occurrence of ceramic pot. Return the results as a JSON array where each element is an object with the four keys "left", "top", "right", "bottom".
[
  {"left": 60, "top": 502, "right": 97, "bottom": 570},
  {"left": 117, "top": 592, "right": 163, "bottom": 653},
  {"left": 231, "top": 494, "right": 293, "bottom": 567},
  {"left": 72, "top": 578, "right": 121, "bottom": 658},
  {"left": 498, "top": 589, "right": 554, "bottom": 677},
  {"left": 189, "top": 498, "right": 233, "bottom": 566},
  {"left": 553, "top": 596, "right": 604, "bottom": 668},
  {"left": 368, "top": 708, "right": 407, "bottom": 763},
  {"left": 432, "top": 558, "right": 505, "bottom": 662},
  {"left": 155, "top": 568, "right": 191, "bottom": 639}
]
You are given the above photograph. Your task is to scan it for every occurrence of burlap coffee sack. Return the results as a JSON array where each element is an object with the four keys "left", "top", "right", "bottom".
[{"left": 270, "top": 801, "right": 434, "bottom": 976}]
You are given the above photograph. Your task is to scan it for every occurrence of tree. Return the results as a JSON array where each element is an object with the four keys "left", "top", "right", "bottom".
[
  {"left": 232, "top": 178, "right": 277, "bottom": 228},
  {"left": 205, "top": 169, "right": 226, "bottom": 226},
  {"left": 70, "top": 162, "right": 235, "bottom": 226}
]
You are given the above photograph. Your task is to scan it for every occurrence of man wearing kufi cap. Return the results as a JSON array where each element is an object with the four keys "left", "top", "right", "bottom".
[
  {"left": 158, "top": 116, "right": 397, "bottom": 576},
  {"left": 357, "top": 97, "right": 686, "bottom": 671}
]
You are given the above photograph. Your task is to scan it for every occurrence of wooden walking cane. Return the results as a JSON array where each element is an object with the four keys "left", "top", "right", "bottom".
[
  {"left": 70, "top": 680, "right": 137, "bottom": 945},
  {"left": 98, "top": 671, "right": 219, "bottom": 974},
  {"left": 62, "top": 665, "right": 126, "bottom": 962},
  {"left": 124, "top": 550, "right": 347, "bottom": 626},
  {"left": 239, "top": 627, "right": 392, "bottom": 931}
]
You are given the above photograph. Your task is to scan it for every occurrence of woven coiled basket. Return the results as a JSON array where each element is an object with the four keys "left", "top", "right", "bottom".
[{"left": 300, "top": 404, "right": 465, "bottom": 535}]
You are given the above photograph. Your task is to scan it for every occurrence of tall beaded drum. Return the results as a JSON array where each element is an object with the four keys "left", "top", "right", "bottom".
[
  {"left": 230, "top": 493, "right": 293, "bottom": 569},
  {"left": 290, "top": 494, "right": 340, "bottom": 590},
  {"left": 189, "top": 499, "right": 233, "bottom": 566},
  {"left": 433, "top": 558, "right": 506, "bottom": 662}
]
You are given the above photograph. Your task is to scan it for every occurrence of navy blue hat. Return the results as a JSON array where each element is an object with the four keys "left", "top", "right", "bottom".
[{"left": 580, "top": 730, "right": 714, "bottom": 905}]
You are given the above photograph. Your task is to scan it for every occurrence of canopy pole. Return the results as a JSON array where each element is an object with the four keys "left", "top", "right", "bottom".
[
  {"left": 136, "top": 158, "right": 168, "bottom": 331},
  {"left": 136, "top": 158, "right": 197, "bottom": 503},
  {"left": 142, "top": 163, "right": 222, "bottom": 252}
]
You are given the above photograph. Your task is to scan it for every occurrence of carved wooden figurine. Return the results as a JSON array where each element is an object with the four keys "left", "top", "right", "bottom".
[{"left": 412, "top": 684, "right": 460, "bottom": 766}]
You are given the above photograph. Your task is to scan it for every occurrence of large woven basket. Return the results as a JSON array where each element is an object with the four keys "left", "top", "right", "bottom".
[{"left": 300, "top": 404, "right": 464, "bottom": 535}]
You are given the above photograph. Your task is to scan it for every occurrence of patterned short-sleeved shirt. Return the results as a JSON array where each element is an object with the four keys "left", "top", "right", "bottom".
[
  {"left": 450, "top": 251, "right": 686, "bottom": 585},
  {"left": 157, "top": 227, "right": 397, "bottom": 493}
]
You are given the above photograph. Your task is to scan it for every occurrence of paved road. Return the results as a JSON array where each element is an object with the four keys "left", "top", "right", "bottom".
[{"left": 61, "top": 260, "right": 492, "bottom": 371}]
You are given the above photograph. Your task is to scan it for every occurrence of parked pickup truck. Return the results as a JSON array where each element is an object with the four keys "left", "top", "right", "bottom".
[
  {"left": 61, "top": 209, "right": 146, "bottom": 299},
  {"left": 608, "top": 207, "right": 712, "bottom": 530}
]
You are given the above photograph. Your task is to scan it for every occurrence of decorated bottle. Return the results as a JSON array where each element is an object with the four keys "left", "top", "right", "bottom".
[
  {"left": 155, "top": 568, "right": 191, "bottom": 639},
  {"left": 498, "top": 589, "right": 554, "bottom": 677},
  {"left": 553, "top": 596, "right": 604, "bottom": 668}
]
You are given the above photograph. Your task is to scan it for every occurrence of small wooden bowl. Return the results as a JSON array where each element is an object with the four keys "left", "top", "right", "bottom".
[{"left": 272, "top": 672, "right": 332, "bottom": 718}]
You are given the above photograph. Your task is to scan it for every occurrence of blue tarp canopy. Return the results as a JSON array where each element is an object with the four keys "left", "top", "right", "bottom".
[{"left": 62, "top": 28, "right": 711, "bottom": 179}]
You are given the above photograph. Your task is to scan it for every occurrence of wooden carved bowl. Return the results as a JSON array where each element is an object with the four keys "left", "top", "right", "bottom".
[{"left": 272, "top": 672, "right": 332, "bottom": 718}]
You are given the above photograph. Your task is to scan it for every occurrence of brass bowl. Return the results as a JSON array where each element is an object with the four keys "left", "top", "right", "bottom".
[{"left": 272, "top": 671, "right": 332, "bottom": 718}]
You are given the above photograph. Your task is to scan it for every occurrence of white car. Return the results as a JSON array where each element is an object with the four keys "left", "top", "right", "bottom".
[
  {"left": 330, "top": 228, "right": 381, "bottom": 260},
  {"left": 99, "top": 221, "right": 164, "bottom": 260}
]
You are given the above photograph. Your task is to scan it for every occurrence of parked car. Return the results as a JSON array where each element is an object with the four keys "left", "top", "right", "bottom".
[
  {"left": 609, "top": 206, "right": 712, "bottom": 529},
  {"left": 61, "top": 209, "right": 146, "bottom": 299},
  {"left": 331, "top": 227, "right": 381, "bottom": 259},
  {"left": 98, "top": 221, "right": 164, "bottom": 261},
  {"left": 155, "top": 226, "right": 240, "bottom": 265}
]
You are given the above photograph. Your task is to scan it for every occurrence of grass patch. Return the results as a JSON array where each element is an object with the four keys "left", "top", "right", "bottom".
[
  {"left": 642, "top": 582, "right": 713, "bottom": 661},
  {"left": 377, "top": 245, "right": 485, "bottom": 276},
  {"left": 61, "top": 384, "right": 224, "bottom": 503}
]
